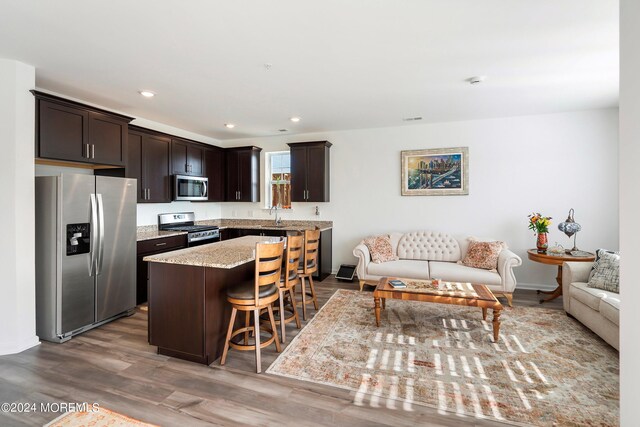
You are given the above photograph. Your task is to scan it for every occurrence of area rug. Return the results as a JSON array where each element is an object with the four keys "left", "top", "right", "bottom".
[
  {"left": 266, "top": 290, "right": 619, "bottom": 426},
  {"left": 45, "top": 407, "right": 158, "bottom": 427}
]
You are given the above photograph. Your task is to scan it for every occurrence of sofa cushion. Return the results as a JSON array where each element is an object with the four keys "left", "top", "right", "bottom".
[
  {"left": 599, "top": 297, "right": 620, "bottom": 326},
  {"left": 397, "top": 231, "right": 461, "bottom": 262},
  {"left": 570, "top": 282, "right": 618, "bottom": 311},
  {"left": 367, "top": 259, "right": 429, "bottom": 280},
  {"left": 429, "top": 261, "right": 502, "bottom": 286},
  {"left": 363, "top": 235, "right": 398, "bottom": 264},
  {"left": 461, "top": 239, "right": 505, "bottom": 270}
]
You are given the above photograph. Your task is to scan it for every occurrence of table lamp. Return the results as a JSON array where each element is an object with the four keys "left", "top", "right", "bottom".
[{"left": 558, "top": 208, "right": 582, "bottom": 251}]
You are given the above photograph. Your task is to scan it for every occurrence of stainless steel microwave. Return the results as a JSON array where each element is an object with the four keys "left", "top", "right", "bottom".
[{"left": 173, "top": 175, "right": 208, "bottom": 201}]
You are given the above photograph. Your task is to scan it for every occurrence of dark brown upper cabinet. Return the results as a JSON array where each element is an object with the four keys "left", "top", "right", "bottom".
[
  {"left": 288, "top": 141, "right": 332, "bottom": 202},
  {"left": 171, "top": 138, "right": 205, "bottom": 176},
  {"left": 127, "top": 126, "right": 172, "bottom": 203},
  {"left": 225, "top": 146, "right": 262, "bottom": 202},
  {"left": 203, "top": 147, "right": 225, "bottom": 202},
  {"left": 33, "top": 91, "right": 133, "bottom": 166}
]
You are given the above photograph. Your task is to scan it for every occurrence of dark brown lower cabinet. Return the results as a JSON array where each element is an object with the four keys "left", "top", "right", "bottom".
[
  {"left": 136, "top": 235, "right": 187, "bottom": 305},
  {"left": 148, "top": 261, "right": 254, "bottom": 364}
]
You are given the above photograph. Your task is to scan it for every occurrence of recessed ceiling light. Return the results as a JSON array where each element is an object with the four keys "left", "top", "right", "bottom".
[
  {"left": 139, "top": 90, "right": 155, "bottom": 98},
  {"left": 278, "top": 129, "right": 289, "bottom": 132},
  {"left": 402, "top": 116, "right": 423, "bottom": 122},
  {"left": 290, "top": 117, "right": 301, "bottom": 123},
  {"left": 224, "top": 123, "right": 236, "bottom": 129}
]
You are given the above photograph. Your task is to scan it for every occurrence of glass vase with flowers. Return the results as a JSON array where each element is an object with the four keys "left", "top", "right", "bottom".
[{"left": 528, "top": 213, "right": 552, "bottom": 253}]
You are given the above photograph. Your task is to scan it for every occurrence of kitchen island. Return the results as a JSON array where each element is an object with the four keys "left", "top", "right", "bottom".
[{"left": 144, "top": 236, "right": 269, "bottom": 365}]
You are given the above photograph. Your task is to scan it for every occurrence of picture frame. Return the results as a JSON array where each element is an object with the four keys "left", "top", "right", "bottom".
[{"left": 401, "top": 147, "right": 469, "bottom": 196}]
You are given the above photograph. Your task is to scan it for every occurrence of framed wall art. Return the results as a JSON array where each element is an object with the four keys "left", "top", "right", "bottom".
[{"left": 401, "top": 147, "right": 469, "bottom": 196}]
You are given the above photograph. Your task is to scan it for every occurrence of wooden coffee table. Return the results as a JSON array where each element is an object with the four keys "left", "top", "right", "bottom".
[{"left": 373, "top": 277, "right": 504, "bottom": 342}]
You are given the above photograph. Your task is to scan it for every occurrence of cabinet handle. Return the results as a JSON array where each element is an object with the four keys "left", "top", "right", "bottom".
[
  {"left": 148, "top": 189, "right": 151, "bottom": 200},
  {"left": 91, "top": 144, "right": 95, "bottom": 159},
  {"left": 155, "top": 242, "right": 167, "bottom": 247},
  {"left": 85, "top": 144, "right": 90, "bottom": 158}
]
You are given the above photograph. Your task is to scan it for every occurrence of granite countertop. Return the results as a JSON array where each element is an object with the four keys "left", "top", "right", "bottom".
[
  {"left": 197, "top": 218, "right": 333, "bottom": 231},
  {"left": 143, "top": 235, "right": 278, "bottom": 269},
  {"left": 136, "top": 218, "right": 332, "bottom": 242},
  {"left": 136, "top": 225, "right": 188, "bottom": 242}
]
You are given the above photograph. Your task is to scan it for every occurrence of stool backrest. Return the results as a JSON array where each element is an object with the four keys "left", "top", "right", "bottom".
[
  {"left": 255, "top": 240, "right": 285, "bottom": 303},
  {"left": 283, "top": 235, "right": 303, "bottom": 289},
  {"left": 302, "top": 229, "right": 321, "bottom": 275}
]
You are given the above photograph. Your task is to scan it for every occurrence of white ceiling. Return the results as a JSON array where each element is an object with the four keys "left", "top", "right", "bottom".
[{"left": 0, "top": 0, "right": 618, "bottom": 140}]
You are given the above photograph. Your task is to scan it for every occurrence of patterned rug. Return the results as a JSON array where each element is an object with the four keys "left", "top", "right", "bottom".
[
  {"left": 266, "top": 290, "right": 619, "bottom": 426},
  {"left": 45, "top": 407, "right": 158, "bottom": 427}
]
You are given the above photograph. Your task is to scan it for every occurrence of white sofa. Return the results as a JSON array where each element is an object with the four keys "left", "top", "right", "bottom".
[
  {"left": 562, "top": 262, "right": 619, "bottom": 350},
  {"left": 353, "top": 231, "right": 522, "bottom": 306}
]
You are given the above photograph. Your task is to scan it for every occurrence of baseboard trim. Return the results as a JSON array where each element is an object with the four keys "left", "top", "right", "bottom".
[{"left": 0, "top": 335, "right": 40, "bottom": 356}]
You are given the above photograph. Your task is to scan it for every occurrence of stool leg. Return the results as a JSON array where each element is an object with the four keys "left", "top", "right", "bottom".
[
  {"left": 279, "top": 289, "right": 286, "bottom": 343},
  {"left": 253, "top": 309, "right": 261, "bottom": 373},
  {"left": 244, "top": 311, "right": 251, "bottom": 344},
  {"left": 267, "top": 304, "right": 282, "bottom": 353},
  {"left": 308, "top": 275, "right": 319, "bottom": 310},
  {"left": 220, "top": 307, "right": 238, "bottom": 366},
  {"left": 300, "top": 277, "right": 308, "bottom": 321},
  {"left": 289, "top": 288, "right": 301, "bottom": 329}
]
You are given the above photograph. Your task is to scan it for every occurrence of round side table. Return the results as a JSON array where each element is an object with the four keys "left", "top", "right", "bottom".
[{"left": 527, "top": 249, "right": 595, "bottom": 303}]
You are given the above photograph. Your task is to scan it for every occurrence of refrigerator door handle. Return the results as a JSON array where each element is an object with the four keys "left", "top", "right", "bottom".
[
  {"left": 96, "top": 193, "right": 105, "bottom": 275},
  {"left": 89, "top": 194, "right": 98, "bottom": 276}
]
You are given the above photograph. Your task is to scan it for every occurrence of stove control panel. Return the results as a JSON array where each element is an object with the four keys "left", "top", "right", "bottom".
[{"left": 187, "top": 229, "right": 220, "bottom": 243}]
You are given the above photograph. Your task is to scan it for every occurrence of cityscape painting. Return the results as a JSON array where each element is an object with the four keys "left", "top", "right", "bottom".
[{"left": 401, "top": 147, "right": 469, "bottom": 196}]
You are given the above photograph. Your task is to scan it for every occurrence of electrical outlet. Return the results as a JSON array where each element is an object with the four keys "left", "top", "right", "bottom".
[
  {"left": 248, "top": 210, "right": 253, "bottom": 218},
  {"left": 232, "top": 210, "right": 237, "bottom": 217}
]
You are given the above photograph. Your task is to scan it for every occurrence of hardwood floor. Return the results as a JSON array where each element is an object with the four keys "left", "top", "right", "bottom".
[{"left": 0, "top": 277, "right": 563, "bottom": 427}]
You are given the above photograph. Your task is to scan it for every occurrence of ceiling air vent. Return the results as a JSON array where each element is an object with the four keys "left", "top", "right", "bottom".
[
  {"left": 402, "top": 117, "right": 423, "bottom": 122},
  {"left": 278, "top": 129, "right": 289, "bottom": 132}
]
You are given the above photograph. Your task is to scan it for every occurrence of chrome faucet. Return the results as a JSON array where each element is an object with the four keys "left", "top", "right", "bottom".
[{"left": 269, "top": 204, "right": 283, "bottom": 225}]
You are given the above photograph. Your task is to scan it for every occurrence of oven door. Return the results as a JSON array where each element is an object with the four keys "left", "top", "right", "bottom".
[{"left": 173, "top": 175, "right": 208, "bottom": 201}]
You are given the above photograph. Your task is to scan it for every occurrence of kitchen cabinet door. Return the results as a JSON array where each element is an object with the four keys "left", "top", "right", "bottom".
[
  {"left": 204, "top": 147, "right": 224, "bottom": 202},
  {"left": 187, "top": 144, "right": 205, "bottom": 176},
  {"left": 287, "top": 141, "right": 331, "bottom": 202},
  {"left": 88, "top": 111, "right": 127, "bottom": 166},
  {"left": 143, "top": 134, "right": 172, "bottom": 203},
  {"left": 171, "top": 139, "right": 189, "bottom": 175},
  {"left": 126, "top": 130, "right": 144, "bottom": 202},
  {"left": 38, "top": 99, "right": 88, "bottom": 162},
  {"left": 225, "top": 146, "right": 261, "bottom": 202}
]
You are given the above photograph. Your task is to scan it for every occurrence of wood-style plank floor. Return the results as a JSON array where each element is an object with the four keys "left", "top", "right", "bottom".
[{"left": 0, "top": 277, "right": 563, "bottom": 427}]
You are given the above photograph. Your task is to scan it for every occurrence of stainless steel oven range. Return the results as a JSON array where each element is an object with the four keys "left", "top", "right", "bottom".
[{"left": 158, "top": 212, "right": 220, "bottom": 247}]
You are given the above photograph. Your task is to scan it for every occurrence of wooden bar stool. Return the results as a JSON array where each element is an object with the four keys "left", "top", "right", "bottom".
[
  {"left": 271, "top": 234, "right": 303, "bottom": 343},
  {"left": 298, "top": 229, "right": 320, "bottom": 321},
  {"left": 220, "top": 239, "right": 284, "bottom": 373}
]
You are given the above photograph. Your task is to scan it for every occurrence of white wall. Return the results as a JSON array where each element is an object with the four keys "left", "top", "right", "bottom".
[
  {"left": 137, "top": 201, "right": 221, "bottom": 226},
  {"left": 0, "top": 59, "right": 39, "bottom": 354},
  {"left": 620, "top": 0, "right": 640, "bottom": 423},
  {"left": 221, "top": 109, "right": 619, "bottom": 288}
]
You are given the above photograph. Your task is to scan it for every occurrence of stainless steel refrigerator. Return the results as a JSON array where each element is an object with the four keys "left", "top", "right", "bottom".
[{"left": 35, "top": 174, "right": 137, "bottom": 342}]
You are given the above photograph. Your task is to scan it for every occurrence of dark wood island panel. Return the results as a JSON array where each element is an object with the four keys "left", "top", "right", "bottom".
[{"left": 148, "top": 261, "right": 254, "bottom": 365}]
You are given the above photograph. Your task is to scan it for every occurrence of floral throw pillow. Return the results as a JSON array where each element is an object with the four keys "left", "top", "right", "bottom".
[
  {"left": 461, "top": 240, "right": 505, "bottom": 271},
  {"left": 588, "top": 249, "right": 620, "bottom": 293},
  {"left": 364, "top": 235, "right": 398, "bottom": 264}
]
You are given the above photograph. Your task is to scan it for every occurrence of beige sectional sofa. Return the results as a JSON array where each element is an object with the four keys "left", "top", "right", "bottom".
[
  {"left": 562, "top": 262, "right": 619, "bottom": 350},
  {"left": 353, "top": 231, "right": 522, "bottom": 306}
]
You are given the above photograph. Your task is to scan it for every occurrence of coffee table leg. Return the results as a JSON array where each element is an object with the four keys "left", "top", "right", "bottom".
[
  {"left": 492, "top": 309, "right": 502, "bottom": 342},
  {"left": 482, "top": 308, "right": 487, "bottom": 321},
  {"left": 374, "top": 297, "right": 381, "bottom": 327}
]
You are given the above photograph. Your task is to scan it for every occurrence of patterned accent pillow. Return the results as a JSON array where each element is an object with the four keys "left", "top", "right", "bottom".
[
  {"left": 461, "top": 240, "right": 505, "bottom": 271},
  {"left": 589, "top": 248, "right": 620, "bottom": 281},
  {"left": 364, "top": 235, "right": 398, "bottom": 264},
  {"left": 588, "top": 249, "right": 620, "bottom": 293}
]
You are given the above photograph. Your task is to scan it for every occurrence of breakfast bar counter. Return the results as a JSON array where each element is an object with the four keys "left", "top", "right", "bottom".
[{"left": 144, "top": 236, "right": 267, "bottom": 365}]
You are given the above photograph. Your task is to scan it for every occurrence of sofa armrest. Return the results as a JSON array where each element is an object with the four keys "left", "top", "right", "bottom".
[
  {"left": 497, "top": 249, "right": 522, "bottom": 293},
  {"left": 562, "top": 261, "right": 593, "bottom": 312},
  {"left": 353, "top": 242, "right": 371, "bottom": 282}
]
